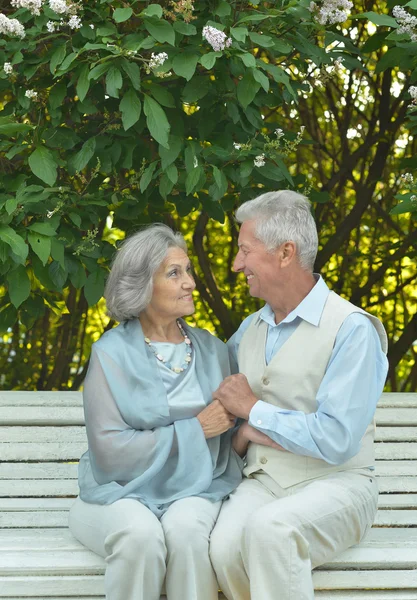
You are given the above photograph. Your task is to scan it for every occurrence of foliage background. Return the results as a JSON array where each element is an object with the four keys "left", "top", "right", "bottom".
[{"left": 0, "top": 0, "right": 416, "bottom": 391}]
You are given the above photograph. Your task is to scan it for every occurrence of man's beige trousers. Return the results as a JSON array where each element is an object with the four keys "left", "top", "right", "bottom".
[
  {"left": 69, "top": 495, "right": 221, "bottom": 600},
  {"left": 210, "top": 469, "right": 378, "bottom": 600}
]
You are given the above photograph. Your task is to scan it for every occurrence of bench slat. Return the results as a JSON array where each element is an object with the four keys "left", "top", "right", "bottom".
[
  {"left": 375, "top": 408, "right": 417, "bottom": 426},
  {"left": 0, "top": 426, "right": 87, "bottom": 442},
  {"left": 0, "top": 407, "right": 84, "bottom": 426},
  {"left": 4, "top": 440, "right": 417, "bottom": 461},
  {"left": 2, "top": 459, "right": 415, "bottom": 481},
  {"left": 0, "top": 392, "right": 83, "bottom": 407},
  {"left": 376, "top": 428, "right": 417, "bottom": 442},
  {"left": 375, "top": 443, "right": 417, "bottom": 460},
  {"left": 2, "top": 526, "right": 417, "bottom": 550},
  {"left": 313, "top": 570, "right": 417, "bottom": 590},
  {"left": 374, "top": 510, "right": 417, "bottom": 526},
  {"left": 1, "top": 547, "right": 416, "bottom": 576},
  {"left": 1, "top": 443, "right": 87, "bottom": 461}
]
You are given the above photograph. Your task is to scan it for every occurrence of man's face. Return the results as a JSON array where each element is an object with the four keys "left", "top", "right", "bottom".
[{"left": 233, "top": 220, "right": 281, "bottom": 301}]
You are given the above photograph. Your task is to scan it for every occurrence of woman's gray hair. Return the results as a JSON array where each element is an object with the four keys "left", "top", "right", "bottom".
[
  {"left": 105, "top": 224, "right": 187, "bottom": 321},
  {"left": 235, "top": 190, "right": 318, "bottom": 271}
]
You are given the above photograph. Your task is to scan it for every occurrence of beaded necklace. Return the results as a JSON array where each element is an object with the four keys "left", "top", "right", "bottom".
[{"left": 144, "top": 320, "right": 192, "bottom": 374}]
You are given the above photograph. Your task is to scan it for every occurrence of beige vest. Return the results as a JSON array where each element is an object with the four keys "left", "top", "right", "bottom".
[{"left": 239, "top": 291, "right": 388, "bottom": 488}]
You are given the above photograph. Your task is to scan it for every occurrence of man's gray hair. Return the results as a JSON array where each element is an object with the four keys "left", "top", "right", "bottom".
[
  {"left": 105, "top": 224, "right": 187, "bottom": 321},
  {"left": 235, "top": 190, "right": 318, "bottom": 271}
]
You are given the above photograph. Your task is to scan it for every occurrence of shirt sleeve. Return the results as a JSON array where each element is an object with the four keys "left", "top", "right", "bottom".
[{"left": 248, "top": 313, "right": 389, "bottom": 465}]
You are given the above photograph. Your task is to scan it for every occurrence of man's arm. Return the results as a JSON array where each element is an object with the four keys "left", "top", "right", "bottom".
[{"left": 218, "top": 313, "right": 388, "bottom": 465}]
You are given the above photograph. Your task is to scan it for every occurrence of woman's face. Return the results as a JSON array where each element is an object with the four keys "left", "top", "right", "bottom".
[{"left": 146, "top": 247, "right": 196, "bottom": 321}]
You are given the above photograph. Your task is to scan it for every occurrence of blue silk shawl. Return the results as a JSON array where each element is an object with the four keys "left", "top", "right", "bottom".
[{"left": 78, "top": 319, "right": 243, "bottom": 516}]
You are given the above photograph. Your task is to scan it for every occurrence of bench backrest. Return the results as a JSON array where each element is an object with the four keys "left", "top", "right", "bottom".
[{"left": 1, "top": 391, "right": 417, "bottom": 528}]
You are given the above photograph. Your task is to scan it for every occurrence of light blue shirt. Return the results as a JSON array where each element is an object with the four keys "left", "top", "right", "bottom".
[{"left": 228, "top": 277, "right": 389, "bottom": 466}]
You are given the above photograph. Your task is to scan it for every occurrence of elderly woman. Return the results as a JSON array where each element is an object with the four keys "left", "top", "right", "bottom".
[{"left": 68, "top": 224, "right": 243, "bottom": 600}]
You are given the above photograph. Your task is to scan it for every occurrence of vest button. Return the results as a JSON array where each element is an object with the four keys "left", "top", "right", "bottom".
[
  {"left": 262, "top": 377, "right": 270, "bottom": 385},
  {"left": 260, "top": 457, "right": 268, "bottom": 465}
]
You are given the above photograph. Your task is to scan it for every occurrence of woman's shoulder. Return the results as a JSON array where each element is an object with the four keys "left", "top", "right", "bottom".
[
  {"left": 185, "top": 323, "right": 226, "bottom": 350},
  {"left": 93, "top": 321, "right": 132, "bottom": 355}
]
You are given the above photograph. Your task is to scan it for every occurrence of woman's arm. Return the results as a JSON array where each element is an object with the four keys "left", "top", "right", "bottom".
[{"left": 232, "top": 421, "right": 285, "bottom": 458}]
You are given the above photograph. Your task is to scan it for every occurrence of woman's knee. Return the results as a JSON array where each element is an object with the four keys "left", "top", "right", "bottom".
[{"left": 105, "top": 518, "right": 167, "bottom": 562}]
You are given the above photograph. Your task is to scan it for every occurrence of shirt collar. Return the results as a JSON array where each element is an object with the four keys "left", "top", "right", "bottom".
[{"left": 258, "top": 274, "right": 330, "bottom": 328}]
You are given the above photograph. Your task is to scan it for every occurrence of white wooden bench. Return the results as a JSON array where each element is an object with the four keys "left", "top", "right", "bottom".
[{"left": 1, "top": 391, "right": 417, "bottom": 600}]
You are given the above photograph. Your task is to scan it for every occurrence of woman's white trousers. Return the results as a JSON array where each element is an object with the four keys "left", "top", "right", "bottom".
[{"left": 69, "top": 495, "right": 221, "bottom": 600}]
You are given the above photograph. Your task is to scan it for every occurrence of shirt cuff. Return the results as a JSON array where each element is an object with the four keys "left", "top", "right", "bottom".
[{"left": 249, "top": 400, "right": 278, "bottom": 430}]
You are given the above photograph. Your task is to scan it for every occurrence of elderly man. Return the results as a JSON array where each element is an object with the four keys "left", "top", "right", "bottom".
[{"left": 210, "top": 190, "right": 388, "bottom": 600}]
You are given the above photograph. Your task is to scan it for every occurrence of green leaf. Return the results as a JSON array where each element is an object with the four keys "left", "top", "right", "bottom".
[
  {"left": 51, "top": 238, "right": 66, "bottom": 269},
  {"left": 49, "top": 261, "right": 67, "bottom": 289},
  {"left": 160, "top": 135, "right": 182, "bottom": 169},
  {"left": 252, "top": 68, "right": 269, "bottom": 92},
  {"left": 0, "top": 226, "right": 28, "bottom": 263},
  {"left": 0, "top": 304, "right": 17, "bottom": 334},
  {"left": 28, "top": 231, "right": 51, "bottom": 266},
  {"left": 236, "top": 13, "right": 273, "bottom": 25},
  {"left": 149, "top": 84, "right": 175, "bottom": 107},
  {"left": 390, "top": 200, "right": 417, "bottom": 215},
  {"left": 71, "top": 138, "right": 96, "bottom": 172},
  {"left": 237, "top": 71, "right": 261, "bottom": 109},
  {"left": 212, "top": 165, "right": 228, "bottom": 197},
  {"left": 120, "top": 89, "right": 142, "bottom": 130},
  {"left": 144, "top": 95, "right": 170, "bottom": 149},
  {"left": 240, "top": 52, "right": 256, "bottom": 68},
  {"left": 69, "top": 212, "right": 82, "bottom": 227},
  {"left": 120, "top": 58, "right": 141, "bottom": 91},
  {"left": 165, "top": 163, "right": 178, "bottom": 184},
  {"left": 230, "top": 27, "right": 248, "bottom": 42},
  {"left": 406, "top": 0, "right": 417, "bottom": 8},
  {"left": 172, "top": 53, "right": 199, "bottom": 81},
  {"left": 215, "top": 1, "right": 232, "bottom": 16},
  {"left": 69, "top": 261, "right": 87, "bottom": 289},
  {"left": 173, "top": 21, "right": 197, "bottom": 35},
  {"left": 28, "top": 146, "right": 57, "bottom": 186},
  {"left": 185, "top": 166, "right": 203, "bottom": 195},
  {"left": 7, "top": 265, "right": 31, "bottom": 308},
  {"left": 88, "top": 62, "right": 111, "bottom": 81},
  {"left": 49, "top": 83, "right": 67, "bottom": 110},
  {"left": 76, "top": 65, "right": 90, "bottom": 102},
  {"left": 113, "top": 7, "right": 133, "bottom": 22},
  {"left": 140, "top": 161, "right": 158, "bottom": 192},
  {"left": 354, "top": 12, "right": 398, "bottom": 27},
  {"left": 144, "top": 18, "right": 175, "bottom": 46},
  {"left": 248, "top": 32, "right": 275, "bottom": 47},
  {"left": 258, "top": 162, "right": 285, "bottom": 182},
  {"left": 56, "top": 52, "right": 78, "bottom": 74},
  {"left": 5, "top": 197, "right": 17, "bottom": 215},
  {"left": 106, "top": 66, "right": 123, "bottom": 98},
  {"left": 200, "top": 52, "right": 221, "bottom": 70},
  {"left": 310, "top": 190, "right": 330, "bottom": 204},
  {"left": 84, "top": 268, "right": 106, "bottom": 306},
  {"left": 140, "top": 4, "right": 163, "bottom": 18},
  {"left": 159, "top": 173, "right": 175, "bottom": 199},
  {"left": 28, "top": 222, "right": 57, "bottom": 237},
  {"left": 50, "top": 44, "right": 67, "bottom": 74},
  {"left": 0, "top": 122, "right": 32, "bottom": 135}
]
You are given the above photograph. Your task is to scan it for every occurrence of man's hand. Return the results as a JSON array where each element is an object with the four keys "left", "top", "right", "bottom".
[
  {"left": 214, "top": 373, "right": 258, "bottom": 419},
  {"left": 196, "top": 399, "right": 235, "bottom": 439}
]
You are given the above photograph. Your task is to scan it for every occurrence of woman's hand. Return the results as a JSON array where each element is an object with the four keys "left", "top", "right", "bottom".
[
  {"left": 197, "top": 400, "right": 236, "bottom": 439},
  {"left": 232, "top": 421, "right": 285, "bottom": 457}
]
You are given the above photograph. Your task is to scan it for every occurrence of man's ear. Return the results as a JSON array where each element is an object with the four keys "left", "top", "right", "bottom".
[{"left": 280, "top": 241, "right": 297, "bottom": 266}]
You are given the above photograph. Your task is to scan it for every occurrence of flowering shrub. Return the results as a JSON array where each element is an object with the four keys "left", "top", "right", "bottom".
[{"left": 0, "top": 0, "right": 358, "bottom": 331}]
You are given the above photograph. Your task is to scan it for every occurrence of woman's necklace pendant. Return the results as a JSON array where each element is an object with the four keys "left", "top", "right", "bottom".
[{"left": 144, "top": 320, "right": 193, "bottom": 373}]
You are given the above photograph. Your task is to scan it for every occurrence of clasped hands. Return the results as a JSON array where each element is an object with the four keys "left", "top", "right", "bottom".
[{"left": 197, "top": 374, "right": 284, "bottom": 452}]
